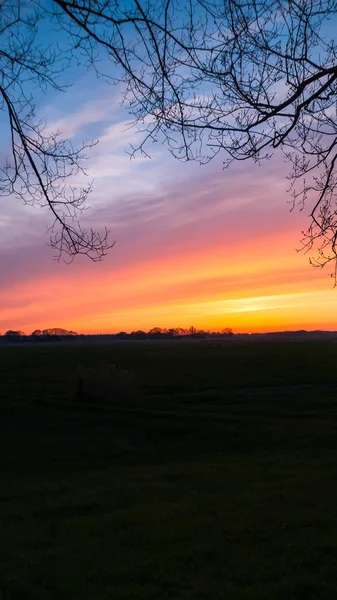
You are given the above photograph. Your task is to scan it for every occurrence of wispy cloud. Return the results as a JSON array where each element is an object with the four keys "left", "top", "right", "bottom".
[{"left": 44, "top": 90, "right": 123, "bottom": 140}]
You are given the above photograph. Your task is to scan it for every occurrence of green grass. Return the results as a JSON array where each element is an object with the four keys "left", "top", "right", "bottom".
[{"left": 1, "top": 339, "right": 337, "bottom": 599}]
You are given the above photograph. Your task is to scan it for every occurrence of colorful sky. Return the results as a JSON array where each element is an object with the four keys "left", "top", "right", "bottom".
[{"left": 1, "top": 72, "right": 336, "bottom": 334}]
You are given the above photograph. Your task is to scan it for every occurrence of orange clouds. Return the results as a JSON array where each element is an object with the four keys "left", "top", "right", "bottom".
[{"left": 1, "top": 220, "right": 333, "bottom": 335}]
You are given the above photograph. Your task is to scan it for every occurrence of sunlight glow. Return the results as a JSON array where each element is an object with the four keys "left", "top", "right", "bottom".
[{"left": 1, "top": 84, "right": 336, "bottom": 335}]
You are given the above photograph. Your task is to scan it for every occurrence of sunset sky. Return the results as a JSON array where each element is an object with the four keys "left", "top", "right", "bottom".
[{"left": 1, "top": 63, "right": 336, "bottom": 335}]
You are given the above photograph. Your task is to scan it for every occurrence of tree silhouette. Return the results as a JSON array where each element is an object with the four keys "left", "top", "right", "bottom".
[{"left": 2, "top": 1, "right": 337, "bottom": 274}]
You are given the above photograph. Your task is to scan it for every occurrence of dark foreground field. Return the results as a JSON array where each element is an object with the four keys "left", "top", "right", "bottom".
[{"left": 1, "top": 339, "right": 337, "bottom": 599}]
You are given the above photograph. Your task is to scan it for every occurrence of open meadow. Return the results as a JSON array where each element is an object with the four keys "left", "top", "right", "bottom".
[{"left": 1, "top": 338, "right": 337, "bottom": 599}]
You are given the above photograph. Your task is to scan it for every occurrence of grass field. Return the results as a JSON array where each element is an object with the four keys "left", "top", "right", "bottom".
[{"left": 1, "top": 338, "right": 337, "bottom": 599}]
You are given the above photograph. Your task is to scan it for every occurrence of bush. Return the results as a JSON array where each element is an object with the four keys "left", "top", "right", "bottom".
[{"left": 74, "top": 362, "right": 138, "bottom": 406}]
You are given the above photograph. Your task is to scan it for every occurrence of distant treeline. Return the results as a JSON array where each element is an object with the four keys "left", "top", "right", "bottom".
[{"left": 0, "top": 326, "right": 234, "bottom": 342}]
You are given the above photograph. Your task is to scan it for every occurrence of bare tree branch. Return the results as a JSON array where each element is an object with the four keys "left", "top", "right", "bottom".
[
  {"left": 2, "top": 0, "right": 337, "bottom": 274},
  {"left": 0, "top": 0, "right": 113, "bottom": 259},
  {"left": 48, "top": 0, "right": 337, "bottom": 276}
]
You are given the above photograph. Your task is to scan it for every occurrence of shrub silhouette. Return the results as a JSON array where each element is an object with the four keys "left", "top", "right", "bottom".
[{"left": 74, "top": 362, "right": 137, "bottom": 406}]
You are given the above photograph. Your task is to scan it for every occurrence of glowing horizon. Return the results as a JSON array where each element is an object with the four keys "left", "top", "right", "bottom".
[{"left": 1, "top": 86, "right": 336, "bottom": 336}]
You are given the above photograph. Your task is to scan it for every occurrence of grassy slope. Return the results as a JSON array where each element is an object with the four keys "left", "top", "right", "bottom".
[{"left": 1, "top": 339, "right": 337, "bottom": 599}]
